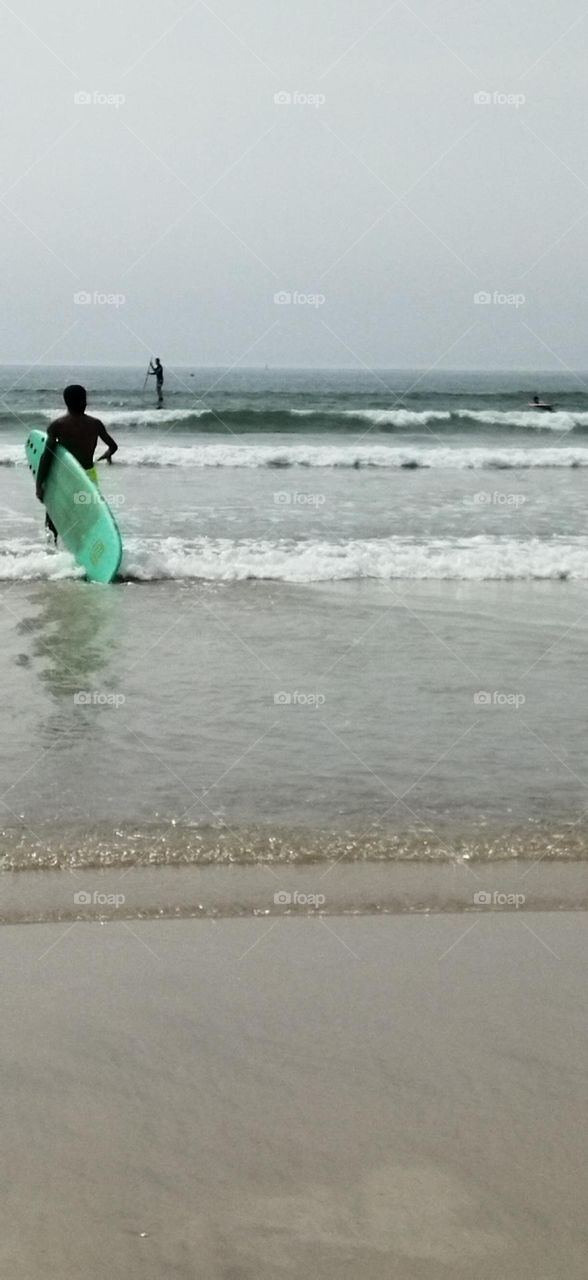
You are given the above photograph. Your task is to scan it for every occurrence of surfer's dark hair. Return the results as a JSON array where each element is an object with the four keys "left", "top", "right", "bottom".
[{"left": 63, "top": 384, "right": 87, "bottom": 413}]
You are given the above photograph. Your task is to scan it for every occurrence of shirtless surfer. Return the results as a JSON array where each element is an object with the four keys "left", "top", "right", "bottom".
[{"left": 36, "top": 384, "right": 118, "bottom": 541}]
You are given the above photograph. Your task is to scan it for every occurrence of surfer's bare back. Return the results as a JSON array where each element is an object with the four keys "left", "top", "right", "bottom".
[{"left": 36, "top": 384, "right": 118, "bottom": 500}]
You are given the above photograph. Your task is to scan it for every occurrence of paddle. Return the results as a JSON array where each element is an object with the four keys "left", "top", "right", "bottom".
[{"left": 142, "top": 362, "right": 152, "bottom": 392}]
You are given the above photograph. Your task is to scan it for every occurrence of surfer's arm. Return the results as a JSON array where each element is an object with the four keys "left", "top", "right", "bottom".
[
  {"left": 36, "top": 425, "right": 59, "bottom": 499},
  {"left": 95, "top": 423, "right": 118, "bottom": 465}
]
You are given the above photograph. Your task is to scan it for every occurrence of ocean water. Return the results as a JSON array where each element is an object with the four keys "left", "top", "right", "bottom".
[{"left": 1, "top": 365, "right": 587, "bottom": 904}]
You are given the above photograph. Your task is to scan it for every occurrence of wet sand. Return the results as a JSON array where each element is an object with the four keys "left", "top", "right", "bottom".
[
  {"left": 1, "top": 914, "right": 586, "bottom": 1278},
  {"left": 1, "top": 859, "right": 588, "bottom": 922}
]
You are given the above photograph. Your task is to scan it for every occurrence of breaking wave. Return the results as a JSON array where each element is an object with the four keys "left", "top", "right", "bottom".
[
  {"left": 1, "top": 535, "right": 587, "bottom": 583},
  {"left": 5, "top": 443, "right": 588, "bottom": 470},
  {"left": 4, "top": 405, "right": 588, "bottom": 434}
]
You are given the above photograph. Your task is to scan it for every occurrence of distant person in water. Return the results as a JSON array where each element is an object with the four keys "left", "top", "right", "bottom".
[
  {"left": 531, "top": 394, "right": 553, "bottom": 412},
  {"left": 36, "top": 384, "right": 118, "bottom": 542},
  {"left": 148, "top": 357, "right": 164, "bottom": 405}
]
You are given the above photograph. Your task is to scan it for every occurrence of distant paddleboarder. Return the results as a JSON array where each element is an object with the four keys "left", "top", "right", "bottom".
[
  {"left": 36, "top": 384, "right": 118, "bottom": 542},
  {"left": 529, "top": 394, "right": 553, "bottom": 412},
  {"left": 148, "top": 357, "right": 164, "bottom": 406}
]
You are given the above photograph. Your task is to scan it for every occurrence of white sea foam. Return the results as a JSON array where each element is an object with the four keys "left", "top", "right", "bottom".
[
  {"left": 0, "top": 543, "right": 84, "bottom": 580},
  {"left": 342, "top": 409, "right": 452, "bottom": 427},
  {"left": 455, "top": 409, "right": 580, "bottom": 432},
  {"left": 11, "top": 404, "right": 588, "bottom": 433},
  {"left": 0, "top": 446, "right": 28, "bottom": 467},
  {"left": 120, "top": 443, "right": 588, "bottom": 469},
  {"left": 33, "top": 408, "right": 209, "bottom": 427},
  {"left": 339, "top": 407, "right": 588, "bottom": 432},
  {"left": 2, "top": 535, "right": 584, "bottom": 583},
  {"left": 6, "top": 442, "right": 588, "bottom": 470},
  {"left": 123, "top": 535, "right": 588, "bottom": 582}
]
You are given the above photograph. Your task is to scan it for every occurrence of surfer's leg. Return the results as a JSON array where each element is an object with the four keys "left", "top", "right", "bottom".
[{"left": 45, "top": 512, "right": 58, "bottom": 544}]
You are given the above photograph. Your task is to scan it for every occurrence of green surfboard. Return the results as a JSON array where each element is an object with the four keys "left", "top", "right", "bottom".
[{"left": 26, "top": 429, "right": 123, "bottom": 583}]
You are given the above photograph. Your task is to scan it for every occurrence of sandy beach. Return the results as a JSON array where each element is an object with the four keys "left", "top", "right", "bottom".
[{"left": 1, "top": 913, "right": 586, "bottom": 1279}]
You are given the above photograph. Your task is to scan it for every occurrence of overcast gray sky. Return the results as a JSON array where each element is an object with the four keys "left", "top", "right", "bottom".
[{"left": 1, "top": 0, "right": 586, "bottom": 368}]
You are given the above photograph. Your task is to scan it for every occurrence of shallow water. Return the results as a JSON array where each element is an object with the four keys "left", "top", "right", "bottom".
[{"left": 0, "top": 577, "right": 587, "bottom": 881}]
